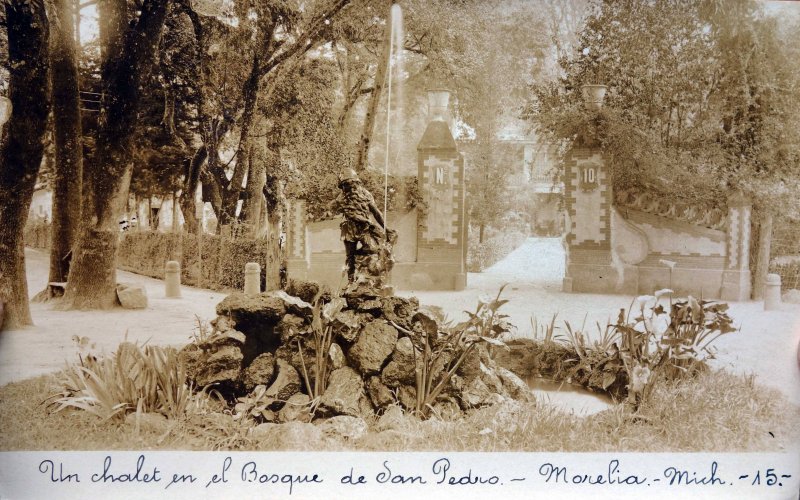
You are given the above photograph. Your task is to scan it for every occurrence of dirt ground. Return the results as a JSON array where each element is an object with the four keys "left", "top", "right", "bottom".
[{"left": 2, "top": 241, "right": 798, "bottom": 407}]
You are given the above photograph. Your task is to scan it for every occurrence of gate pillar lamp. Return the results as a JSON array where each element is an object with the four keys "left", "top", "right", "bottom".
[{"left": 581, "top": 84, "right": 607, "bottom": 111}]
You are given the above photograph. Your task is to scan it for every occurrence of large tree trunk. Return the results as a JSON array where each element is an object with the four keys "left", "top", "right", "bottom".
[
  {"left": 179, "top": 146, "right": 206, "bottom": 234},
  {"left": 63, "top": 0, "right": 170, "bottom": 309},
  {"left": 240, "top": 115, "right": 268, "bottom": 237},
  {"left": 219, "top": 58, "right": 261, "bottom": 230},
  {"left": 354, "top": 0, "right": 392, "bottom": 172},
  {"left": 264, "top": 175, "right": 285, "bottom": 290},
  {"left": 752, "top": 211, "right": 773, "bottom": 300},
  {"left": 0, "top": 0, "right": 51, "bottom": 328},
  {"left": 47, "top": 0, "right": 83, "bottom": 286}
]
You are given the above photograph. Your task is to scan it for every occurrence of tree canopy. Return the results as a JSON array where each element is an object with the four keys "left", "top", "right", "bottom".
[{"left": 529, "top": 0, "right": 800, "bottom": 215}]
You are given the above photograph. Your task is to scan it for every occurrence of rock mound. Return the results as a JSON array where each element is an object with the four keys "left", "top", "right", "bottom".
[{"left": 180, "top": 279, "right": 531, "bottom": 424}]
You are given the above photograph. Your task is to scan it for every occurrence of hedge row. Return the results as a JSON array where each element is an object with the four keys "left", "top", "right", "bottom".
[
  {"left": 117, "top": 231, "right": 270, "bottom": 291},
  {"left": 24, "top": 220, "right": 51, "bottom": 249}
]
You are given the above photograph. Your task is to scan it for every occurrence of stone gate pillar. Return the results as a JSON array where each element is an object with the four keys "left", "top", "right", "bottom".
[
  {"left": 562, "top": 148, "right": 618, "bottom": 293},
  {"left": 285, "top": 199, "right": 310, "bottom": 281},
  {"left": 414, "top": 89, "right": 467, "bottom": 290},
  {"left": 720, "top": 192, "right": 752, "bottom": 301}
]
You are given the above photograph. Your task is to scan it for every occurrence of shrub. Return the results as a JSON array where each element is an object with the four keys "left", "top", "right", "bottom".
[
  {"left": 117, "top": 231, "right": 271, "bottom": 291},
  {"left": 610, "top": 291, "right": 736, "bottom": 407},
  {"left": 23, "top": 219, "right": 51, "bottom": 249},
  {"left": 49, "top": 342, "right": 193, "bottom": 421}
]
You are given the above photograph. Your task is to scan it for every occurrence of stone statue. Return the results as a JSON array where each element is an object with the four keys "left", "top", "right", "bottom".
[{"left": 334, "top": 169, "right": 397, "bottom": 291}]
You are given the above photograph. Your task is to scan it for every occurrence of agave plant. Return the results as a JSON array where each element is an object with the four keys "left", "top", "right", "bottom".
[{"left": 49, "top": 343, "right": 193, "bottom": 421}]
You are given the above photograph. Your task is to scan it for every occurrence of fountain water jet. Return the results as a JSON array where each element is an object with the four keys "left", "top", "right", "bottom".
[{"left": 383, "top": 3, "right": 404, "bottom": 229}]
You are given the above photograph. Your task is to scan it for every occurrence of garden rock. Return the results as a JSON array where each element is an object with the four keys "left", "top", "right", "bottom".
[
  {"left": 180, "top": 343, "right": 243, "bottom": 389},
  {"left": 496, "top": 367, "right": 534, "bottom": 403},
  {"left": 278, "top": 393, "right": 311, "bottom": 423},
  {"left": 366, "top": 376, "right": 394, "bottom": 408},
  {"left": 397, "top": 385, "right": 417, "bottom": 411},
  {"left": 211, "top": 315, "right": 234, "bottom": 332},
  {"left": 455, "top": 346, "right": 481, "bottom": 384},
  {"left": 480, "top": 362, "right": 506, "bottom": 395},
  {"left": 241, "top": 352, "right": 276, "bottom": 391},
  {"left": 459, "top": 376, "right": 494, "bottom": 409},
  {"left": 285, "top": 279, "right": 329, "bottom": 304},
  {"left": 116, "top": 283, "right": 148, "bottom": 309},
  {"left": 378, "top": 405, "right": 417, "bottom": 432},
  {"left": 318, "top": 415, "right": 368, "bottom": 440},
  {"left": 331, "top": 310, "right": 361, "bottom": 342},
  {"left": 319, "top": 367, "right": 368, "bottom": 417},
  {"left": 381, "top": 337, "right": 416, "bottom": 387},
  {"left": 329, "top": 343, "right": 346, "bottom": 370},
  {"left": 265, "top": 359, "right": 301, "bottom": 408},
  {"left": 216, "top": 292, "right": 288, "bottom": 328},
  {"left": 347, "top": 321, "right": 398, "bottom": 374},
  {"left": 195, "top": 278, "right": 535, "bottom": 424},
  {"left": 201, "top": 330, "right": 246, "bottom": 350},
  {"left": 381, "top": 296, "right": 420, "bottom": 328},
  {"left": 276, "top": 314, "right": 307, "bottom": 344},
  {"left": 275, "top": 342, "right": 316, "bottom": 381},
  {"left": 268, "top": 290, "right": 313, "bottom": 318}
]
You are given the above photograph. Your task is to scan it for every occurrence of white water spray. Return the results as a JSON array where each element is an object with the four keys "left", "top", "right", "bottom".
[{"left": 383, "top": 3, "right": 404, "bottom": 229}]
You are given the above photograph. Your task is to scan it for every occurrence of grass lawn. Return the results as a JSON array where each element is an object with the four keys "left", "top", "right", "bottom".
[{"left": 1, "top": 369, "right": 797, "bottom": 452}]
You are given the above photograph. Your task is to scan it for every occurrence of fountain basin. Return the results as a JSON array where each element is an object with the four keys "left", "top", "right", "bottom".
[{"left": 526, "top": 376, "right": 614, "bottom": 416}]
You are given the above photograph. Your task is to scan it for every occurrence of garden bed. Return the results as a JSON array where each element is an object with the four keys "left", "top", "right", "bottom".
[{"left": 1, "top": 369, "right": 796, "bottom": 452}]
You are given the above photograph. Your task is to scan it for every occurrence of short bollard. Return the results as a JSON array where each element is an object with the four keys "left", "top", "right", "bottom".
[
  {"left": 764, "top": 273, "right": 782, "bottom": 311},
  {"left": 244, "top": 262, "right": 261, "bottom": 295},
  {"left": 165, "top": 260, "right": 181, "bottom": 298}
]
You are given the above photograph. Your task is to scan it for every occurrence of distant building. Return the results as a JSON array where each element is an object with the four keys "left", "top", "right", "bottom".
[{"left": 29, "top": 186, "right": 52, "bottom": 222}]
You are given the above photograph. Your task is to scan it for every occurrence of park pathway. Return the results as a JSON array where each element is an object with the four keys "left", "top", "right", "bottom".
[
  {"left": 483, "top": 237, "right": 565, "bottom": 290},
  {"left": 2, "top": 245, "right": 799, "bottom": 408}
]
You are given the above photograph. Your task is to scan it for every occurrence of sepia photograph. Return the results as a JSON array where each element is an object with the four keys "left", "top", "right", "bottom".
[{"left": 0, "top": 0, "right": 798, "bottom": 497}]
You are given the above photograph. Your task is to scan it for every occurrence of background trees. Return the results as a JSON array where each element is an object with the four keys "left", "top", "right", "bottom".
[
  {"left": 530, "top": 0, "right": 800, "bottom": 210},
  {"left": 529, "top": 0, "right": 800, "bottom": 296}
]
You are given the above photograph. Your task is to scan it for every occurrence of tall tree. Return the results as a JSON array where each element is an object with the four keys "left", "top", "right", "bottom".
[
  {"left": 0, "top": 0, "right": 50, "bottom": 327},
  {"left": 46, "top": 0, "right": 83, "bottom": 288},
  {"left": 62, "top": 0, "right": 172, "bottom": 309}
]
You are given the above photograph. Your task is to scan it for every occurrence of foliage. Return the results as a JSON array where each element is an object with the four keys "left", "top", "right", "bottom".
[
  {"left": 296, "top": 295, "right": 346, "bottom": 400},
  {"left": 49, "top": 343, "right": 193, "bottom": 421},
  {"left": 530, "top": 313, "right": 562, "bottom": 345},
  {"left": 467, "top": 225, "right": 527, "bottom": 272},
  {"left": 610, "top": 291, "right": 737, "bottom": 407},
  {"left": 529, "top": 0, "right": 800, "bottom": 214},
  {"left": 117, "top": 230, "right": 271, "bottom": 291},
  {"left": 232, "top": 384, "right": 273, "bottom": 424},
  {"left": 392, "top": 286, "right": 513, "bottom": 418},
  {"left": 6, "top": 368, "right": 794, "bottom": 451}
]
